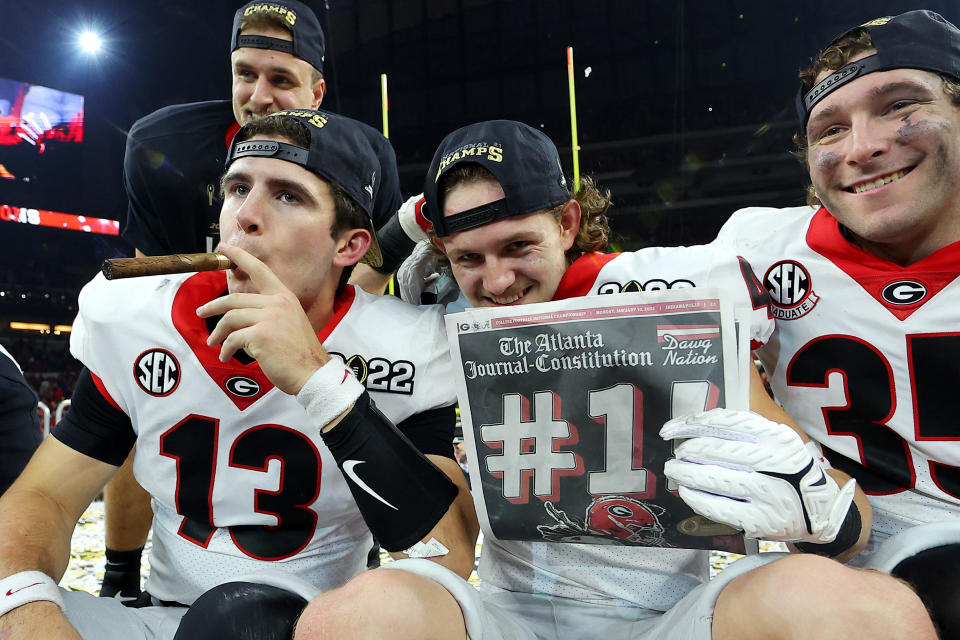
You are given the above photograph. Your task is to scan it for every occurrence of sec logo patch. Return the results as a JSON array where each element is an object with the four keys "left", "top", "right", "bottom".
[
  {"left": 763, "top": 260, "right": 819, "bottom": 320},
  {"left": 134, "top": 349, "right": 181, "bottom": 396}
]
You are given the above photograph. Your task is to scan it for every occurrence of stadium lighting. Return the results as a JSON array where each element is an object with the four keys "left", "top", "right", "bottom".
[
  {"left": 78, "top": 30, "right": 103, "bottom": 54},
  {"left": 10, "top": 322, "right": 51, "bottom": 333}
]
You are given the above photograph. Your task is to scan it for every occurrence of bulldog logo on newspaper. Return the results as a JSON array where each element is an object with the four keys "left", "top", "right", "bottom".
[{"left": 538, "top": 496, "right": 668, "bottom": 546}]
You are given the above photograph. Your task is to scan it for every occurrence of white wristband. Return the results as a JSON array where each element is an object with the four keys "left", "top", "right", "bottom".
[
  {"left": 296, "top": 358, "right": 365, "bottom": 431},
  {"left": 0, "top": 571, "right": 64, "bottom": 618}
]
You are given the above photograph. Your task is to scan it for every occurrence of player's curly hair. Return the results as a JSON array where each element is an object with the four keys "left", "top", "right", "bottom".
[
  {"left": 231, "top": 115, "right": 368, "bottom": 292},
  {"left": 431, "top": 163, "right": 612, "bottom": 265},
  {"left": 239, "top": 12, "right": 323, "bottom": 86},
  {"left": 795, "top": 29, "right": 960, "bottom": 206}
]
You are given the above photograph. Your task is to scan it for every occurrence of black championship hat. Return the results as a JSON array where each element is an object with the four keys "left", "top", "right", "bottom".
[
  {"left": 226, "top": 109, "right": 384, "bottom": 266},
  {"left": 423, "top": 120, "right": 570, "bottom": 237},
  {"left": 231, "top": 1, "right": 325, "bottom": 74},
  {"left": 797, "top": 10, "right": 960, "bottom": 132}
]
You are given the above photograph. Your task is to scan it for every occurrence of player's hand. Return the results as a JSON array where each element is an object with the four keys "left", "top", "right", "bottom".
[
  {"left": 397, "top": 240, "right": 459, "bottom": 306},
  {"left": 660, "top": 408, "right": 856, "bottom": 543},
  {"left": 0, "top": 601, "right": 82, "bottom": 640},
  {"left": 99, "top": 568, "right": 146, "bottom": 606},
  {"left": 374, "top": 194, "right": 432, "bottom": 274},
  {"left": 196, "top": 244, "right": 330, "bottom": 395}
]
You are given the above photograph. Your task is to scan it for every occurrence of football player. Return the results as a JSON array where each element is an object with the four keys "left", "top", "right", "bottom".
[
  {"left": 107, "top": 0, "right": 406, "bottom": 602},
  {"left": 712, "top": 10, "right": 960, "bottom": 636},
  {"left": 0, "top": 110, "right": 476, "bottom": 640},
  {"left": 292, "top": 120, "right": 935, "bottom": 640}
]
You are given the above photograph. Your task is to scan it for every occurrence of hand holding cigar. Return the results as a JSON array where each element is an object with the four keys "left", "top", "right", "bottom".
[{"left": 101, "top": 253, "right": 236, "bottom": 280}]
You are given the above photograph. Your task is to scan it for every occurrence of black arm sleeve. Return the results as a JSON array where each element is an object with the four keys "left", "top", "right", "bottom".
[
  {"left": 373, "top": 213, "right": 418, "bottom": 275},
  {"left": 396, "top": 403, "right": 456, "bottom": 460},
  {"left": 320, "top": 392, "right": 458, "bottom": 551},
  {"left": 52, "top": 368, "right": 136, "bottom": 466}
]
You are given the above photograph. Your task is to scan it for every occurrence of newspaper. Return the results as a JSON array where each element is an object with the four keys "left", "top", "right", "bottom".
[{"left": 445, "top": 289, "right": 753, "bottom": 552}]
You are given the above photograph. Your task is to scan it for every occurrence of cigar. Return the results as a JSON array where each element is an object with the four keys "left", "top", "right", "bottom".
[{"left": 101, "top": 253, "right": 236, "bottom": 280}]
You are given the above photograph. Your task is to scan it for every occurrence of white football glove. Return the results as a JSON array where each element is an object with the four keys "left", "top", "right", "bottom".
[
  {"left": 397, "top": 239, "right": 460, "bottom": 306},
  {"left": 660, "top": 408, "right": 857, "bottom": 544},
  {"left": 373, "top": 194, "right": 432, "bottom": 274},
  {"left": 397, "top": 193, "right": 430, "bottom": 244}
]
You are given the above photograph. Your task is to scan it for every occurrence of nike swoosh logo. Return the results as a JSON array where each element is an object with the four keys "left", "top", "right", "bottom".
[
  {"left": 6, "top": 582, "right": 42, "bottom": 596},
  {"left": 811, "top": 470, "right": 827, "bottom": 487},
  {"left": 343, "top": 460, "right": 398, "bottom": 511},
  {"left": 112, "top": 592, "right": 139, "bottom": 602}
]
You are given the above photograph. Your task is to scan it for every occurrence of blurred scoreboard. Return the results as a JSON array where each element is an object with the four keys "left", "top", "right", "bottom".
[
  {"left": 0, "top": 77, "right": 118, "bottom": 236},
  {"left": 0, "top": 204, "right": 118, "bottom": 235}
]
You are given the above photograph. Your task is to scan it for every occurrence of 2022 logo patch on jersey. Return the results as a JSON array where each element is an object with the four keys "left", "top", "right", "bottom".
[
  {"left": 763, "top": 260, "right": 819, "bottom": 320},
  {"left": 329, "top": 352, "right": 416, "bottom": 395},
  {"left": 134, "top": 349, "right": 181, "bottom": 396},
  {"left": 597, "top": 279, "right": 694, "bottom": 295}
]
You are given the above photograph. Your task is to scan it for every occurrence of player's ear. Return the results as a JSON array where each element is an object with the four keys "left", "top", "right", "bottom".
[
  {"left": 333, "top": 227, "right": 371, "bottom": 267},
  {"left": 558, "top": 199, "right": 581, "bottom": 252},
  {"left": 311, "top": 76, "right": 326, "bottom": 108}
]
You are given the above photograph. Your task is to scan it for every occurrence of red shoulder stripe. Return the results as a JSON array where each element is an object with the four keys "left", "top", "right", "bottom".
[
  {"left": 90, "top": 372, "right": 123, "bottom": 412},
  {"left": 553, "top": 253, "right": 620, "bottom": 300}
]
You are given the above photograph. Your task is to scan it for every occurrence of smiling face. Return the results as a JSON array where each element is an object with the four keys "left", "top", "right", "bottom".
[
  {"left": 805, "top": 53, "right": 960, "bottom": 264},
  {"left": 218, "top": 135, "right": 352, "bottom": 323},
  {"left": 230, "top": 26, "right": 324, "bottom": 125},
  {"left": 436, "top": 179, "right": 579, "bottom": 307}
]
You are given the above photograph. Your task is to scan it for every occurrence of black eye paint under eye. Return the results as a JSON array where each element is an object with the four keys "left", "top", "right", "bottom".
[
  {"left": 812, "top": 150, "right": 841, "bottom": 171},
  {"left": 896, "top": 117, "right": 947, "bottom": 144}
]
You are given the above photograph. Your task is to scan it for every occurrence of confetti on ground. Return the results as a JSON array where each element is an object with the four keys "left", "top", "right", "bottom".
[{"left": 62, "top": 501, "right": 783, "bottom": 593}]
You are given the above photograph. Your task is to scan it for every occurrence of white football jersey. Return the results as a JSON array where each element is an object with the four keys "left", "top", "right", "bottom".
[
  {"left": 714, "top": 205, "right": 960, "bottom": 554},
  {"left": 479, "top": 247, "right": 774, "bottom": 611},
  {"left": 70, "top": 271, "right": 455, "bottom": 604}
]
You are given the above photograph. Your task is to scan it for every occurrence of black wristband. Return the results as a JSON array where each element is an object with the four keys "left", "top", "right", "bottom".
[
  {"left": 795, "top": 501, "right": 862, "bottom": 557},
  {"left": 373, "top": 214, "right": 417, "bottom": 275},
  {"left": 320, "top": 392, "right": 458, "bottom": 551}
]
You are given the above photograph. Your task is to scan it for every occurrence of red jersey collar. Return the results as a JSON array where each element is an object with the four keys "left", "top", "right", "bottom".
[
  {"left": 807, "top": 207, "right": 960, "bottom": 320},
  {"left": 171, "top": 271, "right": 356, "bottom": 409}
]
